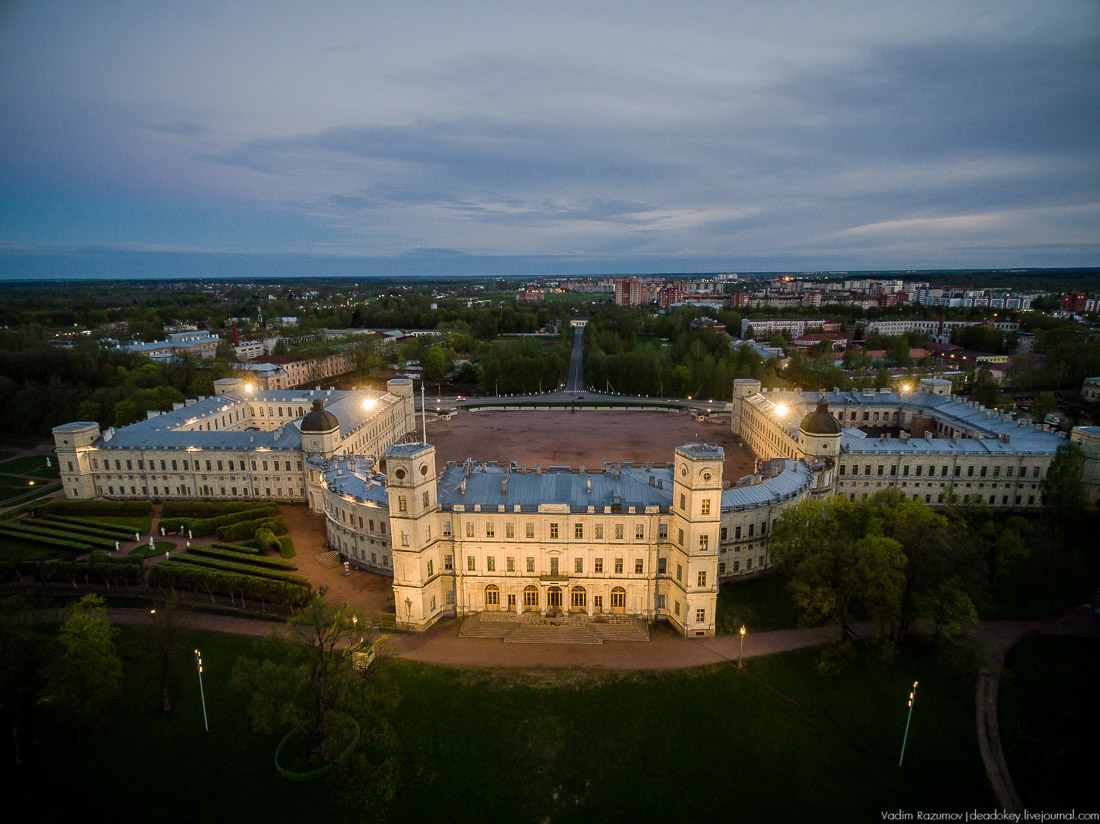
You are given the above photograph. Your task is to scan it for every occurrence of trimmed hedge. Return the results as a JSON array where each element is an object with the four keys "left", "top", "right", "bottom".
[
  {"left": 161, "top": 501, "right": 272, "bottom": 518},
  {"left": 19, "top": 555, "right": 144, "bottom": 586},
  {"left": 1, "top": 522, "right": 115, "bottom": 550},
  {"left": 35, "top": 516, "right": 134, "bottom": 541},
  {"left": 215, "top": 515, "right": 287, "bottom": 542},
  {"left": 254, "top": 527, "right": 282, "bottom": 555},
  {"left": 277, "top": 536, "right": 296, "bottom": 559},
  {"left": 170, "top": 552, "right": 308, "bottom": 585},
  {"left": 210, "top": 541, "right": 262, "bottom": 555},
  {"left": 186, "top": 545, "right": 299, "bottom": 570},
  {"left": 0, "top": 526, "right": 91, "bottom": 553},
  {"left": 164, "top": 506, "right": 280, "bottom": 539},
  {"left": 38, "top": 499, "right": 153, "bottom": 516},
  {"left": 150, "top": 561, "right": 310, "bottom": 608}
]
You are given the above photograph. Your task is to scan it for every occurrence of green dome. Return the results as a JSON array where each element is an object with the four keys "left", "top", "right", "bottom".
[
  {"left": 799, "top": 398, "right": 841, "bottom": 436},
  {"left": 300, "top": 399, "right": 339, "bottom": 433}
]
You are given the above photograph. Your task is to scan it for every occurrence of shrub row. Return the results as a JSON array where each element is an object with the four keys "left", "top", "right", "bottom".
[
  {"left": 35, "top": 516, "right": 134, "bottom": 541},
  {"left": 17, "top": 555, "right": 144, "bottom": 586},
  {"left": 161, "top": 501, "right": 272, "bottom": 518},
  {"left": 164, "top": 505, "right": 280, "bottom": 538},
  {"left": 210, "top": 541, "right": 261, "bottom": 555},
  {"left": 2, "top": 522, "right": 115, "bottom": 550},
  {"left": 170, "top": 552, "right": 309, "bottom": 585},
  {"left": 215, "top": 515, "right": 287, "bottom": 542},
  {"left": 278, "top": 536, "right": 296, "bottom": 559},
  {"left": 38, "top": 499, "right": 153, "bottom": 516},
  {"left": 186, "top": 545, "right": 299, "bottom": 570},
  {"left": 254, "top": 527, "right": 281, "bottom": 555},
  {"left": 150, "top": 561, "right": 311, "bottom": 608},
  {"left": 0, "top": 526, "right": 91, "bottom": 553}
]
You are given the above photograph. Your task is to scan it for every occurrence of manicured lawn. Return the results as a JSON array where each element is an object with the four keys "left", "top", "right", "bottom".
[
  {"left": 999, "top": 636, "right": 1100, "bottom": 811},
  {"left": 985, "top": 530, "right": 1100, "bottom": 619},
  {"left": 715, "top": 572, "right": 813, "bottom": 633},
  {"left": 0, "top": 455, "right": 60, "bottom": 477},
  {"left": 11, "top": 626, "right": 993, "bottom": 822},
  {"left": 89, "top": 514, "right": 155, "bottom": 534}
]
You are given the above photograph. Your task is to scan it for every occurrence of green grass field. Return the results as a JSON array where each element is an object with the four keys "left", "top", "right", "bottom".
[
  {"left": 89, "top": 514, "right": 155, "bottom": 534},
  {"left": 999, "top": 636, "right": 1100, "bottom": 811},
  {"left": 0, "top": 455, "right": 60, "bottom": 477},
  {"left": 10, "top": 626, "right": 993, "bottom": 823}
]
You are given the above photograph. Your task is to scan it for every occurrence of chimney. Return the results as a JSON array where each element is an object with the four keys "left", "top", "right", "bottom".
[
  {"left": 648, "top": 476, "right": 655, "bottom": 486},
  {"left": 459, "top": 479, "right": 466, "bottom": 495},
  {"left": 501, "top": 477, "right": 508, "bottom": 495},
  {"left": 586, "top": 476, "right": 592, "bottom": 493}
]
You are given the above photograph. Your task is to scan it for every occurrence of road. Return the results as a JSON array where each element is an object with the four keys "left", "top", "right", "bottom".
[{"left": 565, "top": 324, "right": 585, "bottom": 392}]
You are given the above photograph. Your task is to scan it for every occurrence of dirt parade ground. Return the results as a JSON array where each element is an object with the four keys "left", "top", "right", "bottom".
[{"left": 425, "top": 408, "right": 757, "bottom": 481}]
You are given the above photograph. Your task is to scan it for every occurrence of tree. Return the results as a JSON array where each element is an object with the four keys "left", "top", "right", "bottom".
[
  {"left": 1032, "top": 391, "right": 1057, "bottom": 421},
  {"left": 769, "top": 497, "right": 906, "bottom": 641},
  {"left": 39, "top": 595, "right": 123, "bottom": 734},
  {"left": 0, "top": 596, "right": 44, "bottom": 765},
  {"left": 1040, "top": 441, "right": 1087, "bottom": 523},
  {"left": 232, "top": 596, "right": 398, "bottom": 803},
  {"left": 423, "top": 346, "right": 449, "bottom": 383},
  {"left": 149, "top": 591, "right": 186, "bottom": 714}
]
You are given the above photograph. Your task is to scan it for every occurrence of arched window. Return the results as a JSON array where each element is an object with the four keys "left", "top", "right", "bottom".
[
  {"left": 298, "top": 407, "right": 304, "bottom": 416},
  {"left": 278, "top": 407, "right": 283, "bottom": 417},
  {"left": 570, "top": 586, "right": 587, "bottom": 610},
  {"left": 523, "top": 585, "right": 539, "bottom": 609},
  {"left": 485, "top": 584, "right": 500, "bottom": 608},
  {"left": 611, "top": 586, "right": 626, "bottom": 612}
]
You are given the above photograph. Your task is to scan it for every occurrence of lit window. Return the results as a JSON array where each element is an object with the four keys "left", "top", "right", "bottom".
[
  {"left": 575, "top": 523, "right": 583, "bottom": 539},
  {"left": 701, "top": 499, "right": 710, "bottom": 515},
  {"left": 549, "top": 523, "right": 559, "bottom": 539}
]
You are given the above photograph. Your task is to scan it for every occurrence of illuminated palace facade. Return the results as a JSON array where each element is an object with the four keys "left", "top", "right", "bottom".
[
  {"left": 53, "top": 378, "right": 416, "bottom": 504},
  {"left": 310, "top": 441, "right": 829, "bottom": 634},
  {"left": 731, "top": 377, "right": 1100, "bottom": 510}
]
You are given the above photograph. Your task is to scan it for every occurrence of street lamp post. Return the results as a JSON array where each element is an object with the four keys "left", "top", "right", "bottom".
[
  {"left": 898, "top": 681, "right": 919, "bottom": 767},
  {"left": 194, "top": 649, "right": 209, "bottom": 733},
  {"left": 738, "top": 625, "right": 747, "bottom": 669}
]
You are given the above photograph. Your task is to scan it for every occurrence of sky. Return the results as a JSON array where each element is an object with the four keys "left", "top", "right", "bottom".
[{"left": 1, "top": 1, "right": 1099, "bottom": 279}]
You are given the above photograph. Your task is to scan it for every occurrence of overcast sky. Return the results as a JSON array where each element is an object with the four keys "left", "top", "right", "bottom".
[{"left": 2, "top": 1, "right": 1098, "bottom": 278}]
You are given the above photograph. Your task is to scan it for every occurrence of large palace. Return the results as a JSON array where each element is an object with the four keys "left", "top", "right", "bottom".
[{"left": 52, "top": 375, "right": 1100, "bottom": 635}]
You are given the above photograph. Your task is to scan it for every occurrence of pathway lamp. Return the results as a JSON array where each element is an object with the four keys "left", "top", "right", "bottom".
[
  {"left": 738, "top": 625, "right": 747, "bottom": 669},
  {"left": 194, "top": 649, "right": 209, "bottom": 733},
  {"left": 898, "top": 681, "right": 919, "bottom": 767}
]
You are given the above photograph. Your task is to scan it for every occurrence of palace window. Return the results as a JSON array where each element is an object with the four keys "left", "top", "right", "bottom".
[
  {"left": 614, "top": 558, "right": 623, "bottom": 574},
  {"left": 658, "top": 523, "right": 668, "bottom": 539},
  {"left": 550, "top": 523, "right": 559, "bottom": 539},
  {"left": 658, "top": 558, "right": 667, "bottom": 574},
  {"left": 735, "top": 526, "right": 741, "bottom": 540},
  {"left": 444, "top": 555, "right": 453, "bottom": 570},
  {"left": 634, "top": 558, "right": 643, "bottom": 574},
  {"left": 467, "top": 556, "right": 475, "bottom": 571},
  {"left": 487, "top": 557, "right": 495, "bottom": 572},
  {"left": 486, "top": 522, "right": 495, "bottom": 538},
  {"left": 611, "top": 587, "right": 626, "bottom": 609},
  {"left": 696, "top": 608, "right": 706, "bottom": 623},
  {"left": 485, "top": 585, "right": 500, "bottom": 607},
  {"left": 680, "top": 493, "right": 686, "bottom": 510},
  {"left": 575, "top": 558, "right": 583, "bottom": 573},
  {"left": 635, "top": 523, "right": 644, "bottom": 539},
  {"left": 575, "top": 523, "right": 583, "bottom": 539},
  {"left": 506, "top": 522, "right": 515, "bottom": 539},
  {"left": 571, "top": 587, "right": 586, "bottom": 609},
  {"left": 720, "top": 527, "right": 727, "bottom": 541},
  {"left": 427, "top": 560, "right": 433, "bottom": 576},
  {"left": 676, "top": 564, "right": 683, "bottom": 582},
  {"left": 442, "top": 521, "right": 451, "bottom": 537},
  {"left": 526, "top": 557, "right": 535, "bottom": 573},
  {"left": 526, "top": 523, "right": 535, "bottom": 538},
  {"left": 507, "top": 557, "right": 515, "bottom": 572},
  {"left": 595, "top": 558, "right": 604, "bottom": 573},
  {"left": 701, "top": 499, "right": 710, "bottom": 515},
  {"left": 401, "top": 532, "right": 409, "bottom": 547},
  {"left": 674, "top": 600, "right": 681, "bottom": 616},
  {"left": 423, "top": 491, "right": 430, "bottom": 507},
  {"left": 466, "top": 523, "right": 474, "bottom": 537},
  {"left": 595, "top": 524, "right": 604, "bottom": 539},
  {"left": 698, "top": 570, "right": 707, "bottom": 586},
  {"left": 399, "top": 495, "right": 407, "bottom": 512},
  {"left": 615, "top": 523, "right": 624, "bottom": 540},
  {"left": 699, "top": 535, "right": 709, "bottom": 550},
  {"left": 524, "top": 586, "right": 539, "bottom": 607}
]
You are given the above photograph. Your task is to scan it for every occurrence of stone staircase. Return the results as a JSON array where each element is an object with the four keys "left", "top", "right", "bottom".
[{"left": 459, "top": 612, "right": 649, "bottom": 644}]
